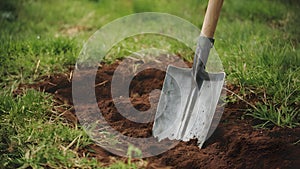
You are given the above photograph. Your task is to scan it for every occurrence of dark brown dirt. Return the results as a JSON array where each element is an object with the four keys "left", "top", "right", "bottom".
[{"left": 17, "top": 56, "right": 300, "bottom": 169}]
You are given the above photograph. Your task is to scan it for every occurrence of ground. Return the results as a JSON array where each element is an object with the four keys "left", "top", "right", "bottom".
[
  {"left": 1, "top": 0, "right": 299, "bottom": 168},
  {"left": 17, "top": 57, "right": 300, "bottom": 169}
]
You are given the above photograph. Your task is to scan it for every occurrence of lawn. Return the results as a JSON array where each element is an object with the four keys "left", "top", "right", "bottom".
[{"left": 0, "top": 0, "right": 299, "bottom": 168}]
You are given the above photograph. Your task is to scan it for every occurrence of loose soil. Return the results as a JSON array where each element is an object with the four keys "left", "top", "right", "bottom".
[{"left": 17, "top": 56, "right": 300, "bottom": 169}]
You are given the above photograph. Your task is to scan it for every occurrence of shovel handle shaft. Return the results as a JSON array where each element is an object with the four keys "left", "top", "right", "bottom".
[{"left": 201, "top": 0, "right": 224, "bottom": 38}]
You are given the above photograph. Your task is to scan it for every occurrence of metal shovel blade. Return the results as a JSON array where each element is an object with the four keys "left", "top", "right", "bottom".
[{"left": 152, "top": 65, "right": 225, "bottom": 148}]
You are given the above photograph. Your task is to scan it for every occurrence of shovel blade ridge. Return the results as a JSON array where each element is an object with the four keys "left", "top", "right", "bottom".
[{"left": 152, "top": 65, "right": 225, "bottom": 148}]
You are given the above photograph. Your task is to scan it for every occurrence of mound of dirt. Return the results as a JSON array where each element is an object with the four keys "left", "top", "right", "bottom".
[{"left": 17, "top": 56, "right": 300, "bottom": 169}]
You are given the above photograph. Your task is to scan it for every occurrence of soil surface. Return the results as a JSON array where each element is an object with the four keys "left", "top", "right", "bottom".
[{"left": 17, "top": 56, "right": 300, "bottom": 169}]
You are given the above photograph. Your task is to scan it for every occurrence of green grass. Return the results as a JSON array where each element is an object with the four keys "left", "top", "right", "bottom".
[
  {"left": 0, "top": 0, "right": 299, "bottom": 168},
  {"left": 0, "top": 90, "right": 101, "bottom": 168},
  {"left": 216, "top": 0, "right": 300, "bottom": 128},
  {"left": 0, "top": 36, "right": 78, "bottom": 86}
]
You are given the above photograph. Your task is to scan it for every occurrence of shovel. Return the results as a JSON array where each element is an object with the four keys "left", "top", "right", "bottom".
[{"left": 152, "top": 0, "right": 225, "bottom": 148}]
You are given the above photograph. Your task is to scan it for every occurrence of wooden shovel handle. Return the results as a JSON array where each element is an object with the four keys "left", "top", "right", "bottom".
[{"left": 201, "top": 0, "right": 224, "bottom": 38}]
